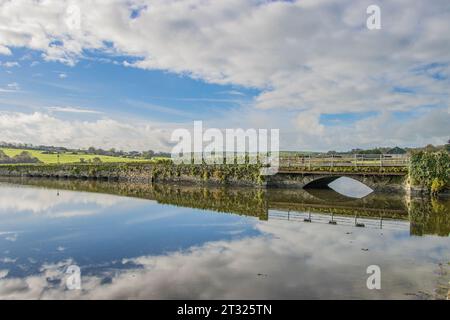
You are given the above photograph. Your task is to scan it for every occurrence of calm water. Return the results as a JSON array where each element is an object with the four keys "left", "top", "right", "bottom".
[{"left": 0, "top": 178, "right": 449, "bottom": 299}]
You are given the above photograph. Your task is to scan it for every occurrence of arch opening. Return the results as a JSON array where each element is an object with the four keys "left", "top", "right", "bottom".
[{"left": 304, "top": 176, "right": 373, "bottom": 199}]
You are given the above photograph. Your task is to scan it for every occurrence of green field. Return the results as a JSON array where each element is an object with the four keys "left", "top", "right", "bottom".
[{"left": 0, "top": 148, "right": 150, "bottom": 164}]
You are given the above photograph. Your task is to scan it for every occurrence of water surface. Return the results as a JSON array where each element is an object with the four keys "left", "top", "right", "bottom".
[{"left": 0, "top": 178, "right": 449, "bottom": 299}]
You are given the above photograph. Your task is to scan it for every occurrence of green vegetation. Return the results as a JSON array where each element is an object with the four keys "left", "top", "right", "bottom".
[
  {"left": 2, "top": 176, "right": 448, "bottom": 237},
  {"left": 0, "top": 161, "right": 265, "bottom": 187},
  {"left": 0, "top": 150, "right": 41, "bottom": 164},
  {"left": 0, "top": 177, "right": 268, "bottom": 219},
  {"left": 281, "top": 165, "right": 408, "bottom": 174},
  {"left": 0, "top": 142, "right": 171, "bottom": 159},
  {"left": 151, "top": 162, "right": 264, "bottom": 186},
  {"left": 152, "top": 184, "right": 267, "bottom": 218},
  {"left": 409, "top": 151, "right": 450, "bottom": 195},
  {"left": 319, "top": 142, "right": 450, "bottom": 155},
  {"left": 409, "top": 197, "right": 450, "bottom": 236},
  {"left": 0, "top": 148, "right": 149, "bottom": 164}
]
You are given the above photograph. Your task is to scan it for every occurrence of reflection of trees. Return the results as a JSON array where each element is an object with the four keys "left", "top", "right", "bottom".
[
  {"left": 152, "top": 184, "right": 268, "bottom": 219},
  {"left": 409, "top": 197, "right": 450, "bottom": 237},
  {"left": 1, "top": 177, "right": 449, "bottom": 237},
  {"left": 0, "top": 178, "right": 268, "bottom": 220}
]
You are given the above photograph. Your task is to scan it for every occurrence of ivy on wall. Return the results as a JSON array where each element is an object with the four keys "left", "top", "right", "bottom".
[
  {"left": 409, "top": 151, "right": 450, "bottom": 194},
  {"left": 151, "top": 163, "right": 264, "bottom": 185}
]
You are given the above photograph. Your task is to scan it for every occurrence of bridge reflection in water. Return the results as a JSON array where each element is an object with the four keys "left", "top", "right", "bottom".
[
  {"left": 0, "top": 177, "right": 448, "bottom": 237},
  {"left": 269, "top": 211, "right": 410, "bottom": 231}
]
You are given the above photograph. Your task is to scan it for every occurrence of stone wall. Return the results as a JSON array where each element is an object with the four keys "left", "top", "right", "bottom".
[
  {"left": 0, "top": 163, "right": 265, "bottom": 187},
  {"left": 0, "top": 163, "right": 432, "bottom": 194},
  {"left": 0, "top": 163, "right": 154, "bottom": 183}
]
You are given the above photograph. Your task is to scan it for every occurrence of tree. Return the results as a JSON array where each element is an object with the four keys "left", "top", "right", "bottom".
[
  {"left": 425, "top": 144, "right": 436, "bottom": 152},
  {"left": 386, "top": 147, "right": 406, "bottom": 154},
  {"left": 143, "top": 150, "right": 155, "bottom": 159},
  {"left": 92, "top": 157, "right": 102, "bottom": 164}
]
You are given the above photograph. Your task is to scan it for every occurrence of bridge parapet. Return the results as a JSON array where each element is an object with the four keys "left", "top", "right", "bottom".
[{"left": 279, "top": 154, "right": 409, "bottom": 170}]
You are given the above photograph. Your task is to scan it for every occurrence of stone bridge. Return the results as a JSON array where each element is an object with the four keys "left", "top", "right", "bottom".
[
  {"left": 0, "top": 154, "right": 411, "bottom": 192},
  {"left": 266, "top": 171, "right": 408, "bottom": 192},
  {"left": 265, "top": 154, "right": 410, "bottom": 192}
]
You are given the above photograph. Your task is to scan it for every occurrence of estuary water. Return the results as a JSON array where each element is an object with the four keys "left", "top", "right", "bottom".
[{"left": 0, "top": 177, "right": 449, "bottom": 299}]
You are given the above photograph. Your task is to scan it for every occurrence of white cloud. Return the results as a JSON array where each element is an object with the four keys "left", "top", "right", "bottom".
[
  {"left": 218, "top": 90, "right": 245, "bottom": 96},
  {"left": 0, "top": 270, "right": 8, "bottom": 279},
  {"left": 0, "top": 45, "right": 11, "bottom": 55},
  {"left": 0, "top": 111, "right": 175, "bottom": 151},
  {"left": 0, "top": 184, "right": 133, "bottom": 218},
  {"left": 47, "top": 106, "right": 102, "bottom": 114},
  {"left": 0, "top": 106, "right": 447, "bottom": 152},
  {"left": 5, "top": 233, "right": 18, "bottom": 242},
  {"left": 0, "top": 0, "right": 448, "bottom": 149},
  {"left": 6, "top": 82, "right": 19, "bottom": 90},
  {"left": 0, "top": 82, "right": 20, "bottom": 93},
  {"left": 0, "top": 61, "right": 20, "bottom": 68},
  {"left": 58, "top": 73, "right": 67, "bottom": 79},
  {"left": 0, "top": 219, "right": 448, "bottom": 299}
]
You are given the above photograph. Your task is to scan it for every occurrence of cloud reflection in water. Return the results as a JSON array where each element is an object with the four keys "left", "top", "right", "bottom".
[{"left": 0, "top": 181, "right": 448, "bottom": 299}]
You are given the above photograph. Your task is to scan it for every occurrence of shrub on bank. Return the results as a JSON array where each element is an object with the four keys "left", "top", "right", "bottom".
[{"left": 409, "top": 151, "right": 449, "bottom": 195}]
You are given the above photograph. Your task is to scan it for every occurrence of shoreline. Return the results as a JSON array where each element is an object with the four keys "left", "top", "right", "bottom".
[{"left": 0, "top": 162, "right": 446, "bottom": 196}]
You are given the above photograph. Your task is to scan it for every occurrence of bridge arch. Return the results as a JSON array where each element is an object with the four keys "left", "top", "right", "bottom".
[
  {"left": 304, "top": 176, "right": 374, "bottom": 198},
  {"left": 303, "top": 176, "right": 341, "bottom": 189},
  {"left": 303, "top": 174, "right": 380, "bottom": 190}
]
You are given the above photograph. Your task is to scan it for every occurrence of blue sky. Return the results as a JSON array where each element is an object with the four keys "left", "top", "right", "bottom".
[
  {"left": 0, "top": 48, "right": 258, "bottom": 123},
  {"left": 0, "top": 0, "right": 449, "bottom": 151}
]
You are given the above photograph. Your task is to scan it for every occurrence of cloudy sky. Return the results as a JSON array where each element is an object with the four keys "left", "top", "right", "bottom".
[{"left": 0, "top": 0, "right": 449, "bottom": 151}]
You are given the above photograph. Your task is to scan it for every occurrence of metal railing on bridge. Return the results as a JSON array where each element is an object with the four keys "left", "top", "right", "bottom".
[
  {"left": 269, "top": 210, "right": 410, "bottom": 231},
  {"left": 279, "top": 154, "right": 409, "bottom": 169}
]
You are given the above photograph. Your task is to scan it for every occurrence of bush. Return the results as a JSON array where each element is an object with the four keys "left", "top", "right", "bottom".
[
  {"left": 150, "top": 163, "right": 263, "bottom": 185},
  {"left": 0, "top": 150, "right": 9, "bottom": 161},
  {"left": 92, "top": 157, "right": 102, "bottom": 164},
  {"left": 0, "top": 151, "right": 41, "bottom": 164},
  {"left": 153, "top": 158, "right": 172, "bottom": 165},
  {"left": 410, "top": 151, "right": 449, "bottom": 194},
  {"left": 431, "top": 178, "right": 446, "bottom": 195}
]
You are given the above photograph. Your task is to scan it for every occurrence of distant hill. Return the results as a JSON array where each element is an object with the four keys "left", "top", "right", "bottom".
[
  {"left": 0, "top": 142, "right": 171, "bottom": 161},
  {"left": 0, "top": 147, "right": 149, "bottom": 164}
]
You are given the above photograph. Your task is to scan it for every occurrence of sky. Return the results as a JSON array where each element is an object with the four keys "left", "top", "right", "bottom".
[{"left": 0, "top": 0, "right": 449, "bottom": 152}]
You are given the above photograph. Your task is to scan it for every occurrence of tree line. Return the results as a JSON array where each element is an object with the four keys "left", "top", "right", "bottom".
[
  {"left": 0, "top": 150, "right": 41, "bottom": 164},
  {"left": 0, "top": 142, "right": 171, "bottom": 159}
]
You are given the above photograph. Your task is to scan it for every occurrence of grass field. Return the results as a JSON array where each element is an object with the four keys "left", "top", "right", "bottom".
[{"left": 0, "top": 148, "right": 150, "bottom": 164}]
